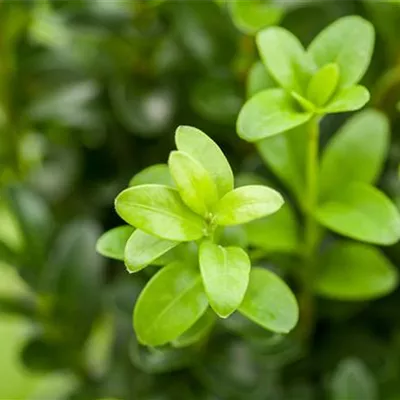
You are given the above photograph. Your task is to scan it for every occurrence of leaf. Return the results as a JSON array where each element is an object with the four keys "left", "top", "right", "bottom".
[
  {"left": 245, "top": 203, "right": 299, "bottom": 254},
  {"left": 247, "top": 61, "right": 277, "bottom": 98},
  {"left": 307, "top": 16, "right": 375, "bottom": 88},
  {"left": 239, "top": 268, "right": 299, "bottom": 333},
  {"left": 199, "top": 242, "right": 250, "bottom": 318},
  {"left": 168, "top": 151, "right": 219, "bottom": 217},
  {"left": 115, "top": 184, "right": 206, "bottom": 241},
  {"left": 133, "top": 262, "right": 208, "bottom": 346},
  {"left": 256, "top": 27, "right": 315, "bottom": 92},
  {"left": 172, "top": 309, "right": 215, "bottom": 348},
  {"left": 96, "top": 226, "right": 134, "bottom": 261},
  {"left": 322, "top": 85, "right": 370, "bottom": 113},
  {"left": 257, "top": 124, "right": 307, "bottom": 199},
  {"left": 229, "top": 0, "right": 283, "bottom": 35},
  {"left": 316, "top": 242, "right": 398, "bottom": 300},
  {"left": 315, "top": 182, "right": 400, "bottom": 245},
  {"left": 129, "top": 164, "right": 174, "bottom": 187},
  {"left": 214, "top": 185, "right": 284, "bottom": 226},
  {"left": 319, "top": 110, "right": 389, "bottom": 199},
  {"left": 306, "top": 63, "right": 339, "bottom": 106},
  {"left": 237, "top": 88, "right": 312, "bottom": 142},
  {"left": 175, "top": 126, "right": 234, "bottom": 198},
  {"left": 124, "top": 229, "right": 178, "bottom": 273},
  {"left": 330, "top": 358, "right": 378, "bottom": 400}
]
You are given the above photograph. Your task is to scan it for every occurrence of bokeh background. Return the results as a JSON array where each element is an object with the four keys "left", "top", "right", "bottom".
[{"left": 1, "top": 1, "right": 400, "bottom": 399}]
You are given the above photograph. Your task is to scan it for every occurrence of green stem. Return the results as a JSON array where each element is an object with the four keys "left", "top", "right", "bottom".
[{"left": 299, "top": 116, "right": 320, "bottom": 341}]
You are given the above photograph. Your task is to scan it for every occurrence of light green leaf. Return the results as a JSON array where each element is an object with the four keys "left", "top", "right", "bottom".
[
  {"left": 96, "top": 226, "right": 134, "bottom": 261},
  {"left": 175, "top": 126, "right": 234, "bottom": 198},
  {"left": 115, "top": 184, "right": 206, "bottom": 241},
  {"left": 306, "top": 63, "right": 339, "bottom": 106},
  {"left": 322, "top": 85, "right": 370, "bottom": 113},
  {"left": 172, "top": 309, "right": 215, "bottom": 348},
  {"left": 133, "top": 262, "right": 208, "bottom": 346},
  {"left": 319, "top": 110, "right": 389, "bottom": 199},
  {"left": 245, "top": 203, "right": 299, "bottom": 254},
  {"left": 168, "top": 151, "right": 219, "bottom": 217},
  {"left": 237, "top": 88, "right": 312, "bottom": 142},
  {"left": 330, "top": 358, "right": 378, "bottom": 400},
  {"left": 124, "top": 230, "right": 178, "bottom": 273},
  {"left": 129, "top": 164, "right": 174, "bottom": 187},
  {"left": 229, "top": 0, "right": 283, "bottom": 35},
  {"left": 257, "top": 124, "right": 307, "bottom": 200},
  {"left": 247, "top": 61, "right": 277, "bottom": 98},
  {"left": 315, "top": 182, "right": 400, "bottom": 245},
  {"left": 199, "top": 242, "right": 250, "bottom": 318},
  {"left": 214, "top": 185, "right": 284, "bottom": 226},
  {"left": 239, "top": 268, "right": 299, "bottom": 333},
  {"left": 307, "top": 16, "right": 375, "bottom": 88},
  {"left": 256, "top": 27, "right": 315, "bottom": 92},
  {"left": 316, "top": 242, "right": 398, "bottom": 300}
]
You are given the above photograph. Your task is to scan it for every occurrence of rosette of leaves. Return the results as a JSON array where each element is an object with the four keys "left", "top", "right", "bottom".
[
  {"left": 238, "top": 16, "right": 375, "bottom": 141},
  {"left": 97, "top": 126, "right": 299, "bottom": 347}
]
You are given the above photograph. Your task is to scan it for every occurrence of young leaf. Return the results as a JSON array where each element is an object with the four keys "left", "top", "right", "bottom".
[
  {"left": 245, "top": 203, "right": 299, "bottom": 254},
  {"left": 96, "top": 226, "right": 134, "bottom": 261},
  {"left": 307, "top": 16, "right": 375, "bottom": 88},
  {"left": 124, "top": 229, "right": 178, "bottom": 273},
  {"left": 256, "top": 27, "right": 315, "bottom": 93},
  {"left": 129, "top": 164, "right": 174, "bottom": 187},
  {"left": 319, "top": 110, "right": 389, "bottom": 199},
  {"left": 237, "top": 88, "right": 312, "bottom": 142},
  {"left": 133, "top": 262, "right": 208, "bottom": 346},
  {"left": 214, "top": 185, "right": 284, "bottom": 226},
  {"left": 247, "top": 61, "right": 277, "bottom": 98},
  {"left": 315, "top": 182, "right": 400, "bottom": 245},
  {"left": 115, "top": 184, "right": 206, "bottom": 241},
  {"left": 172, "top": 309, "right": 215, "bottom": 348},
  {"left": 199, "top": 241, "right": 250, "bottom": 318},
  {"left": 175, "top": 126, "right": 233, "bottom": 198},
  {"left": 316, "top": 242, "right": 398, "bottom": 300},
  {"left": 239, "top": 268, "right": 299, "bottom": 333},
  {"left": 322, "top": 85, "right": 370, "bottom": 113},
  {"left": 229, "top": 0, "right": 283, "bottom": 35},
  {"left": 257, "top": 124, "right": 307, "bottom": 200},
  {"left": 306, "top": 63, "right": 339, "bottom": 106},
  {"left": 168, "top": 151, "right": 219, "bottom": 217}
]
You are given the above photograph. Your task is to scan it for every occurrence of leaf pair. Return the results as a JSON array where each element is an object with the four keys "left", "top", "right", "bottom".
[{"left": 238, "top": 16, "right": 375, "bottom": 141}]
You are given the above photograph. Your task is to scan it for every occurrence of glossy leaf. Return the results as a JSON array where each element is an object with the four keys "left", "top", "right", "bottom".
[
  {"left": 175, "top": 126, "right": 233, "bottom": 197},
  {"left": 246, "top": 61, "right": 277, "bottom": 98},
  {"left": 322, "top": 85, "right": 370, "bottom": 113},
  {"left": 168, "top": 150, "right": 219, "bottom": 217},
  {"left": 215, "top": 185, "right": 284, "bottom": 226},
  {"left": 316, "top": 242, "right": 398, "bottom": 300},
  {"left": 129, "top": 164, "right": 174, "bottom": 187},
  {"left": 133, "top": 262, "right": 208, "bottom": 346},
  {"left": 307, "top": 16, "right": 375, "bottom": 88},
  {"left": 319, "top": 110, "right": 389, "bottom": 199},
  {"left": 199, "top": 242, "right": 250, "bottom": 318},
  {"left": 256, "top": 27, "right": 315, "bottom": 92},
  {"left": 172, "top": 309, "right": 215, "bottom": 348},
  {"left": 237, "top": 88, "right": 312, "bottom": 142},
  {"left": 96, "top": 226, "right": 134, "bottom": 261},
  {"left": 245, "top": 203, "right": 299, "bottom": 254},
  {"left": 124, "top": 229, "right": 178, "bottom": 273},
  {"left": 239, "top": 268, "right": 299, "bottom": 333},
  {"left": 306, "top": 63, "right": 339, "bottom": 106},
  {"left": 315, "top": 182, "right": 400, "bottom": 245},
  {"left": 115, "top": 184, "right": 206, "bottom": 241}
]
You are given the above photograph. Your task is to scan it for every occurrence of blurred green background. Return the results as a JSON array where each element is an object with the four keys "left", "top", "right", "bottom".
[{"left": 1, "top": 0, "right": 400, "bottom": 399}]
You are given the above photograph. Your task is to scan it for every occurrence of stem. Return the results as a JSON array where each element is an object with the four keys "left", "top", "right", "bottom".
[{"left": 299, "top": 116, "right": 320, "bottom": 341}]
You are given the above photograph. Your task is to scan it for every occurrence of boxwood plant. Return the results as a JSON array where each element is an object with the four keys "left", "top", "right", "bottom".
[{"left": 97, "top": 126, "right": 298, "bottom": 347}]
